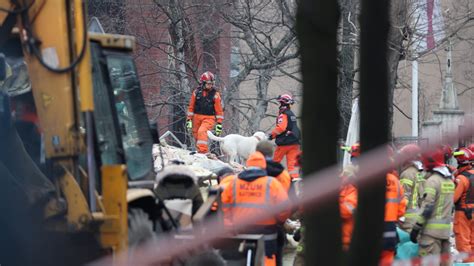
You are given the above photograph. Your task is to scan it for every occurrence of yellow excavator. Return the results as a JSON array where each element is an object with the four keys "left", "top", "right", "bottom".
[
  {"left": 0, "top": 1, "right": 269, "bottom": 265},
  {"left": 0, "top": 1, "right": 160, "bottom": 265}
]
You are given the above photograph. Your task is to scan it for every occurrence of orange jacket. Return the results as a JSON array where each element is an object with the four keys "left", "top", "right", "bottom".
[
  {"left": 385, "top": 172, "right": 406, "bottom": 222},
  {"left": 271, "top": 112, "right": 288, "bottom": 139},
  {"left": 340, "top": 183, "right": 358, "bottom": 248},
  {"left": 221, "top": 152, "right": 290, "bottom": 227},
  {"left": 265, "top": 159, "right": 291, "bottom": 192},
  {"left": 187, "top": 88, "right": 224, "bottom": 123},
  {"left": 210, "top": 175, "right": 235, "bottom": 213},
  {"left": 275, "top": 170, "right": 291, "bottom": 192},
  {"left": 454, "top": 166, "right": 474, "bottom": 210}
]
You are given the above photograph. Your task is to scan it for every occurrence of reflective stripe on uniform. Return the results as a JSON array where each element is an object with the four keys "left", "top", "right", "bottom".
[
  {"left": 404, "top": 213, "right": 418, "bottom": 218},
  {"left": 386, "top": 177, "right": 403, "bottom": 204},
  {"left": 216, "top": 115, "right": 224, "bottom": 119},
  {"left": 386, "top": 198, "right": 401, "bottom": 203},
  {"left": 416, "top": 173, "right": 424, "bottom": 181},
  {"left": 230, "top": 176, "right": 273, "bottom": 208},
  {"left": 262, "top": 233, "right": 278, "bottom": 240},
  {"left": 344, "top": 202, "right": 355, "bottom": 213},
  {"left": 425, "top": 187, "right": 436, "bottom": 196},
  {"left": 425, "top": 223, "right": 451, "bottom": 230},
  {"left": 187, "top": 112, "right": 194, "bottom": 116},
  {"left": 222, "top": 203, "right": 267, "bottom": 209},
  {"left": 383, "top": 231, "right": 397, "bottom": 238},
  {"left": 440, "top": 181, "right": 455, "bottom": 193},
  {"left": 289, "top": 169, "right": 299, "bottom": 175},
  {"left": 196, "top": 140, "right": 208, "bottom": 145},
  {"left": 400, "top": 179, "right": 414, "bottom": 186},
  {"left": 265, "top": 177, "right": 272, "bottom": 203}
]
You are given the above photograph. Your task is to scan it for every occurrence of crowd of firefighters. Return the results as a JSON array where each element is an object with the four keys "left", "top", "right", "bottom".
[
  {"left": 339, "top": 142, "right": 474, "bottom": 266},
  {"left": 184, "top": 70, "right": 474, "bottom": 266}
]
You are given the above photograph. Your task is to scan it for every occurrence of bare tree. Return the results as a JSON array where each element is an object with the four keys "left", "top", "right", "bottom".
[
  {"left": 222, "top": 0, "right": 300, "bottom": 134},
  {"left": 337, "top": 0, "right": 359, "bottom": 138}
]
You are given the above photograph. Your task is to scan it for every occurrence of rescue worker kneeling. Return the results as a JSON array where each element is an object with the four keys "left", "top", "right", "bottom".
[{"left": 221, "top": 151, "right": 290, "bottom": 266}]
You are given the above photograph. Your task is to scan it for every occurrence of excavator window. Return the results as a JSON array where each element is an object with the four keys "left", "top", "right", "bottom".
[{"left": 90, "top": 42, "right": 153, "bottom": 181}]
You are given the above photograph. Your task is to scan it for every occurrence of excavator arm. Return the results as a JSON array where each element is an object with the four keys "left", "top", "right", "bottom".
[{"left": 0, "top": 0, "right": 156, "bottom": 258}]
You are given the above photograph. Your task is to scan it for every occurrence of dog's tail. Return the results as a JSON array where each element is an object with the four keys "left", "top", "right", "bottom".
[{"left": 207, "top": 131, "right": 224, "bottom": 142}]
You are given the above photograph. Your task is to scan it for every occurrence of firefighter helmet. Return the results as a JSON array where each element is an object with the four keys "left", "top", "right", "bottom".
[
  {"left": 467, "top": 143, "right": 474, "bottom": 154},
  {"left": 453, "top": 147, "right": 473, "bottom": 165},
  {"left": 350, "top": 142, "right": 361, "bottom": 158},
  {"left": 399, "top": 143, "right": 421, "bottom": 159},
  {"left": 200, "top": 71, "right": 215, "bottom": 84},
  {"left": 440, "top": 144, "right": 453, "bottom": 163},
  {"left": 422, "top": 148, "right": 445, "bottom": 170},
  {"left": 277, "top": 94, "right": 294, "bottom": 105}
]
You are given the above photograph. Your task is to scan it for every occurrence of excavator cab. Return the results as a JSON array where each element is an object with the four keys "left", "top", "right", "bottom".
[
  {"left": 0, "top": 17, "right": 156, "bottom": 265},
  {"left": 89, "top": 33, "right": 154, "bottom": 181}
]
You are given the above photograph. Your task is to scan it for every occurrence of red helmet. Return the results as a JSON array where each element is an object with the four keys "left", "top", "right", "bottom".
[
  {"left": 422, "top": 148, "right": 445, "bottom": 170},
  {"left": 277, "top": 94, "right": 294, "bottom": 105},
  {"left": 468, "top": 143, "right": 474, "bottom": 154},
  {"left": 440, "top": 144, "right": 453, "bottom": 163},
  {"left": 399, "top": 143, "right": 421, "bottom": 159},
  {"left": 453, "top": 147, "right": 473, "bottom": 165},
  {"left": 350, "top": 142, "right": 360, "bottom": 158},
  {"left": 200, "top": 71, "right": 215, "bottom": 83}
]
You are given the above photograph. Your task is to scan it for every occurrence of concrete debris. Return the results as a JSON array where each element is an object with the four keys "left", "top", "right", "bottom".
[{"left": 152, "top": 144, "right": 244, "bottom": 178}]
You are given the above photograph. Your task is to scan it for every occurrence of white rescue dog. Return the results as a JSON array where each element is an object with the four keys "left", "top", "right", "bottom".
[{"left": 207, "top": 131, "right": 267, "bottom": 163}]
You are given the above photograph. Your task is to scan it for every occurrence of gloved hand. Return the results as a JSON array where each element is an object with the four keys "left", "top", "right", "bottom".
[
  {"left": 410, "top": 223, "right": 422, "bottom": 243},
  {"left": 268, "top": 133, "right": 274, "bottom": 140},
  {"left": 186, "top": 119, "right": 192, "bottom": 130},
  {"left": 215, "top": 123, "right": 223, "bottom": 136},
  {"left": 465, "top": 208, "right": 473, "bottom": 220},
  {"left": 293, "top": 228, "right": 301, "bottom": 242}
]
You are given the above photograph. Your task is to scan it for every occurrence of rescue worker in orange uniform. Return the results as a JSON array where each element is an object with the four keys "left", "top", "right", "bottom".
[
  {"left": 216, "top": 166, "right": 236, "bottom": 189},
  {"left": 453, "top": 147, "right": 474, "bottom": 262},
  {"left": 221, "top": 151, "right": 290, "bottom": 266},
  {"left": 410, "top": 148, "right": 454, "bottom": 266},
  {"left": 339, "top": 164, "right": 358, "bottom": 251},
  {"left": 398, "top": 143, "right": 425, "bottom": 232},
  {"left": 255, "top": 140, "right": 292, "bottom": 266},
  {"left": 186, "top": 71, "right": 224, "bottom": 153},
  {"left": 269, "top": 94, "right": 301, "bottom": 179},
  {"left": 210, "top": 166, "right": 236, "bottom": 215},
  {"left": 381, "top": 169, "right": 406, "bottom": 264}
]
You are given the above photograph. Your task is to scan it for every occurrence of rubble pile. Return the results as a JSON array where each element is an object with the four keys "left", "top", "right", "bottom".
[{"left": 152, "top": 144, "right": 243, "bottom": 178}]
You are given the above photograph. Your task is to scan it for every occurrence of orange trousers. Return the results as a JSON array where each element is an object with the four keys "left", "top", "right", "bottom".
[
  {"left": 264, "top": 254, "right": 276, "bottom": 266},
  {"left": 273, "top": 144, "right": 300, "bottom": 178},
  {"left": 380, "top": 250, "right": 394, "bottom": 265},
  {"left": 454, "top": 210, "right": 474, "bottom": 262},
  {"left": 192, "top": 114, "right": 215, "bottom": 153}
]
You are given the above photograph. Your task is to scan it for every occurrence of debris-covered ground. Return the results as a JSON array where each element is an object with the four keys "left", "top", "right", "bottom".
[{"left": 152, "top": 143, "right": 244, "bottom": 177}]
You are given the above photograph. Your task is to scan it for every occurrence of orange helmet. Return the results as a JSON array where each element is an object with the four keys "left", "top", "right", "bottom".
[
  {"left": 200, "top": 71, "right": 215, "bottom": 84},
  {"left": 453, "top": 147, "right": 473, "bottom": 165},
  {"left": 350, "top": 142, "right": 361, "bottom": 158},
  {"left": 422, "top": 148, "right": 445, "bottom": 170}
]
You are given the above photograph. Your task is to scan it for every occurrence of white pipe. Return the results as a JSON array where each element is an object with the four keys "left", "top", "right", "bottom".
[{"left": 412, "top": 58, "right": 419, "bottom": 137}]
